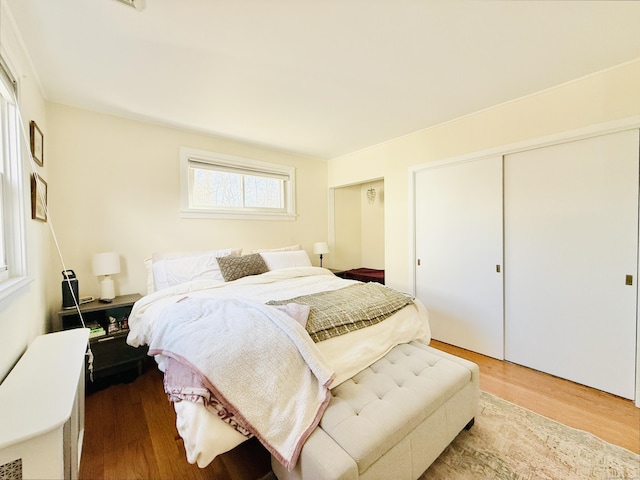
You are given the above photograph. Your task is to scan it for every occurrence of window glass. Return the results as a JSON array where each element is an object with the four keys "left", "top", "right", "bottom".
[
  {"left": 181, "top": 148, "right": 295, "bottom": 220},
  {"left": 0, "top": 57, "right": 27, "bottom": 296}
]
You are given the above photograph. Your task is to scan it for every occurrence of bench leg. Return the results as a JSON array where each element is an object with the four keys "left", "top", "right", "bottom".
[{"left": 464, "top": 418, "right": 475, "bottom": 430}]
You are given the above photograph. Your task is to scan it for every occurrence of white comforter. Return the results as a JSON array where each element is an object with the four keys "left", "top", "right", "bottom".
[{"left": 127, "top": 267, "right": 430, "bottom": 467}]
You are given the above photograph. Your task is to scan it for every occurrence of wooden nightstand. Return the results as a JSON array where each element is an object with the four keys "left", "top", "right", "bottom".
[
  {"left": 327, "top": 268, "right": 346, "bottom": 278},
  {"left": 55, "top": 293, "right": 147, "bottom": 382}
]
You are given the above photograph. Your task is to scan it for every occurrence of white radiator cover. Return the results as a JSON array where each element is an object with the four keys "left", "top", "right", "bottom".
[{"left": 0, "top": 329, "right": 89, "bottom": 480}]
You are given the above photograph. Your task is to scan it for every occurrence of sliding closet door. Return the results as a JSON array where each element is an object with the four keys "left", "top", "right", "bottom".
[
  {"left": 415, "top": 156, "right": 504, "bottom": 359},
  {"left": 504, "top": 130, "right": 639, "bottom": 399}
]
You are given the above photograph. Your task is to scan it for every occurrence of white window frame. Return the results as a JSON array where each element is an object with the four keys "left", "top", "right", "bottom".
[
  {"left": 180, "top": 147, "right": 297, "bottom": 220},
  {"left": 0, "top": 56, "right": 28, "bottom": 300}
]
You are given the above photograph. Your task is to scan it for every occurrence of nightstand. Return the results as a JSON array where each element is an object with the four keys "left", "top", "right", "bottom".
[
  {"left": 55, "top": 293, "right": 147, "bottom": 382},
  {"left": 327, "top": 268, "right": 346, "bottom": 278}
]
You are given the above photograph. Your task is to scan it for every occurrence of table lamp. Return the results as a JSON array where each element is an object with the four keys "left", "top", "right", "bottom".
[
  {"left": 313, "top": 242, "right": 329, "bottom": 268},
  {"left": 92, "top": 252, "right": 121, "bottom": 302}
]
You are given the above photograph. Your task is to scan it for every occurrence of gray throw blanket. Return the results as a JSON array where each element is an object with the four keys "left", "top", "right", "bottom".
[{"left": 268, "top": 282, "right": 414, "bottom": 342}]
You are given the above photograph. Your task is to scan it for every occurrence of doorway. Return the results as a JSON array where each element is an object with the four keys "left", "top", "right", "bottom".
[{"left": 330, "top": 179, "right": 384, "bottom": 271}]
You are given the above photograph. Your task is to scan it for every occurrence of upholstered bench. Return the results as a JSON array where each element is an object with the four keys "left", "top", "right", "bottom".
[{"left": 272, "top": 341, "right": 479, "bottom": 480}]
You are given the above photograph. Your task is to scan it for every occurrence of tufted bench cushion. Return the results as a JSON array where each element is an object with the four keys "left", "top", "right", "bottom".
[
  {"left": 272, "top": 341, "right": 479, "bottom": 480},
  {"left": 321, "top": 342, "right": 473, "bottom": 473}
]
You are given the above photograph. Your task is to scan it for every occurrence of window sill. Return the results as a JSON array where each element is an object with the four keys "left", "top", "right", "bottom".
[
  {"left": 180, "top": 209, "right": 297, "bottom": 221},
  {"left": 0, "top": 276, "right": 32, "bottom": 302}
]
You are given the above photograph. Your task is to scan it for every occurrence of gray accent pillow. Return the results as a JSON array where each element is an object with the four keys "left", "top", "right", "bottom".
[{"left": 217, "top": 253, "right": 269, "bottom": 282}]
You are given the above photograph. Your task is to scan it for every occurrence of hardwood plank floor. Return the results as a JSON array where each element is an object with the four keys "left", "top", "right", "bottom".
[
  {"left": 430, "top": 340, "right": 640, "bottom": 454},
  {"left": 79, "top": 342, "right": 639, "bottom": 480},
  {"left": 81, "top": 365, "right": 271, "bottom": 480}
]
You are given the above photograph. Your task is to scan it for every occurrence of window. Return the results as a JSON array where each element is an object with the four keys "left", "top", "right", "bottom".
[
  {"left": 180, "top": 148, "right": 296, "bottom": 220},
  {"left": 0, "top": 56, "right": 27, "bottom": 299}
]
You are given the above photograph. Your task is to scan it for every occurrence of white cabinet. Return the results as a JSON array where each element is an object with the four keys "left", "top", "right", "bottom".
[
  {"left": 414, "top": 129, "right": 639, "bottom": 399},
  {"left": 0, "top": 329, "right": 89, "bottom": 480}
]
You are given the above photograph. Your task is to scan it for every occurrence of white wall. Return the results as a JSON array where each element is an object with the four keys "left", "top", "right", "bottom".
[
  {"left": 360, "top": 180, "right": 384, "bottom": 269},
  {"left": 45, "top": 104, "right": 328, "bottom": 302},
  {"left": 332, "top": 185, "right": 361, "bottom": 269},
  {"left": 328, "top": 59, "right": 640, "bottom": 293},
  {"left": 0, "top": 2, "right": 50, "bottom": 380}
]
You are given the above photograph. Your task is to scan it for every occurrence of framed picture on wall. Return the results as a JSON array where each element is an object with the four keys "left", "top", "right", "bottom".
[
  {"left": 30, "top": 120, "right": 44, "bottom": 166},
  {"left": 31, "top": 173, "right": 47, "bottom": 222}
]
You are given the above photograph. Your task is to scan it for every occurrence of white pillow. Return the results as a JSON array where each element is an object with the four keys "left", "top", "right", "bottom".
[
  {"left": 259, "top": 250, "right": 312, "bottom": 271},
  {"left": 152, "top": 248, "right": 242, "bottom": 290}
]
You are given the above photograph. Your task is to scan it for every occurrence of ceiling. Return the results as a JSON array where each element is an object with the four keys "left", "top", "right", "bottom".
[{"left": 4, "top": 0, "right": 640, "bottom": 159}]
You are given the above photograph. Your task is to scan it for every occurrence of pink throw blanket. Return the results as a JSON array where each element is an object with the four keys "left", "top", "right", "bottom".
[
  {"left": 163, "top": 357, "right": 253, "bottom": 437},
  {"left": 147, "top": 296, "right": 333, "bottom": 470}
]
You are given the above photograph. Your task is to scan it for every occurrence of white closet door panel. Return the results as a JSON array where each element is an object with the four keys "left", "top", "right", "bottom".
[
  {"left": 415, "top": 156, "right": 504, "bottom": 359},
  {"left": 504, "top": 130, "right": 639, "bottom": 399}
]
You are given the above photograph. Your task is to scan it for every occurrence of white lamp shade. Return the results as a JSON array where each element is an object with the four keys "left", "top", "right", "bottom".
[
  {"left": 313, "top": 242, "right": 329, "bottom": 255},
  {"left": 92, "top": 252, "right": 121, "bottom": 277}
]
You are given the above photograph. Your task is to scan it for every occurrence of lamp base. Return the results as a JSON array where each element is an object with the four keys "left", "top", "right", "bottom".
[{"left": 99, "top": 276, "right": 115, "bottom": 302}]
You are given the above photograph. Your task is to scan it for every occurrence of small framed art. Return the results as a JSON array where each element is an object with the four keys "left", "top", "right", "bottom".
[
  {"left": 31, "top": 173, "right": 47, "bottom": 222},
  {"left": 30, "top": 120, "right": 44, "bottom": 166}
]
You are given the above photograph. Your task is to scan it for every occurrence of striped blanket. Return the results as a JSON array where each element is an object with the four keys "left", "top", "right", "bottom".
[{"left": 268, "top": 282, "right": 414, "bottom": 342}]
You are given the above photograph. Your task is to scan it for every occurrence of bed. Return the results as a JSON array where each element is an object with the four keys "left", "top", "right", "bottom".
[{"left": 127, "top": 246, "right": 431, "bottom": 472}]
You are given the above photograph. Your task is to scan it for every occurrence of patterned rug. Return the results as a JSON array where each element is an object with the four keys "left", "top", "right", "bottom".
[
  {"left": 263, "top": 392, "right": 639, "bottom": 480},
  {"left": 422, "top": 391, "right": 640, "bottom": 480}
]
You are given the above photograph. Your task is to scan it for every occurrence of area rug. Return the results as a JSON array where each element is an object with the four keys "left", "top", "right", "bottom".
[
  {"left": 262, "top": 391, "right": 639, "bottom": 480},
  {"left": 421, "top": 391, "right": 640, "bottom": 480}
]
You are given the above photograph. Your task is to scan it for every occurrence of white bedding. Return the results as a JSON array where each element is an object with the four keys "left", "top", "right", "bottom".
[{"left": 127, "top": 267, "right": 430, "bottom": 468}]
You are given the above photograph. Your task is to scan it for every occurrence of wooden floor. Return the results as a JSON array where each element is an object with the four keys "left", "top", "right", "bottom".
[
  {"left": 431, "top": 340, "right": 640, "bottom": 454},
  {"left": 79, "top": 341, "right": 640, "bottom": 480}
]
